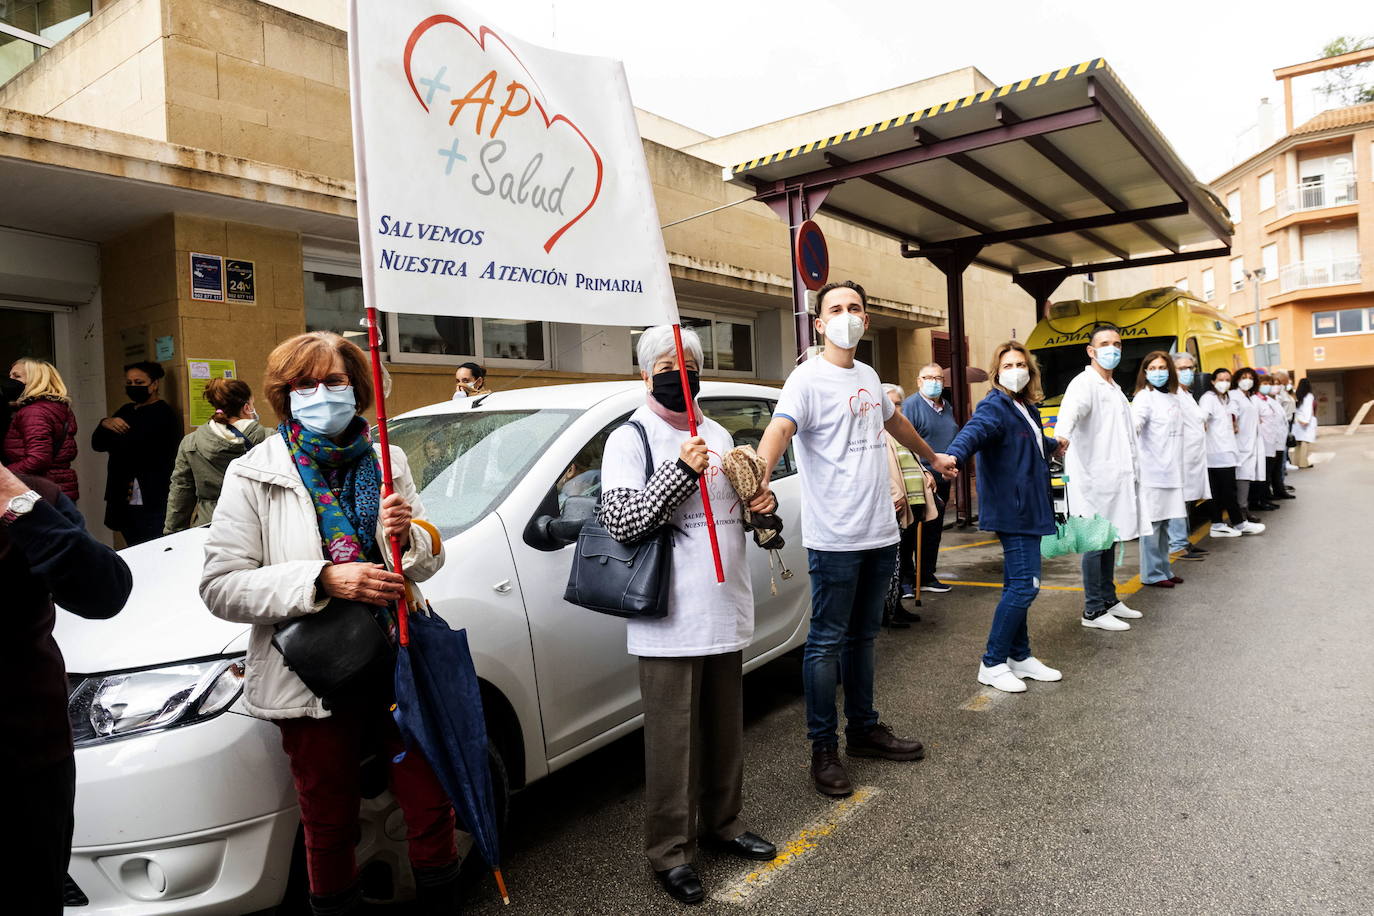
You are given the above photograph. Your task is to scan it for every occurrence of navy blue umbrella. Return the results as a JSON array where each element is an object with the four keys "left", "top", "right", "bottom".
[{"left": 394, "top": 608, "right": 509, "bottom": 904}]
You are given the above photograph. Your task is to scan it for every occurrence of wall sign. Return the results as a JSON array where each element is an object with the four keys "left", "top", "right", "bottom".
[
  {"left": 190, "top": 253, "right": 225, "bottom": 302},
  {"left": 226, "top": 259, "right": 256, "bottom": 303},
  {"left": 155, "top": 335, "right": 175, "bottom": 361},
  {"left": 187, "top": 358, "right": 238, "bottom": 427}
]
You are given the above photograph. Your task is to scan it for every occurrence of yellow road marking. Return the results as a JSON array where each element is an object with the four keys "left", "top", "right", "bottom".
[
  {"left": 939, "top": 538, "right": 999, "bottom": 552},
  {"left": 944, "top": 580, "right": 1084, "bottom": 592},
  {"left": 711, "top": 787, "right": 881, "bottom": 905}
]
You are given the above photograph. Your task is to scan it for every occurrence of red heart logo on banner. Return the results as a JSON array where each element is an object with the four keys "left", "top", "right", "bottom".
[{"left": 402, "top": 15, "right": 605, "bottom": 253}]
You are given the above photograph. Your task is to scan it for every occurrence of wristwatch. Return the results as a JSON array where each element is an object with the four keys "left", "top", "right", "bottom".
[{"left": 1, "top": 489, "right": 43, "bottom": 525}]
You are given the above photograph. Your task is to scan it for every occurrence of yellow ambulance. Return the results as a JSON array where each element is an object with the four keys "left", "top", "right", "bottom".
[{"left": 1027, "top": 286, "right": 1248, "bottom": 434}]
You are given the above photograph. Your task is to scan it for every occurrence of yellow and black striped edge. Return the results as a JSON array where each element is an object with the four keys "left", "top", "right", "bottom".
[{"left": 729, "top": 58, "right": 1107, "bottom": 177}]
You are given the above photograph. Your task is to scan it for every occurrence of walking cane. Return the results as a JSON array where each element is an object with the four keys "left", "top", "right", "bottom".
[{"left": 913, "top": 520, "right": 923, "bottom": 608}]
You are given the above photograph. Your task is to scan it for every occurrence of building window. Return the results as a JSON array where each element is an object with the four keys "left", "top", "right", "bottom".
[
  {"left": 634, "top": 310, "right": 756, "bottom": 375},
  {"left": 1226, "top": 190, "right": 1241, "bottom": 223},
  {"left": 0, "top": 1, "right": 91, "bottom": 86},
  {"left": 1261, "top": 243, "right": 1278, "bottom": 280},
  {"left": 1312, "top": 308, "right": 1371, "bottom": 337},
  {"left": 1174, "top": 277, "right": 1188, "bottom": 292},
  {"left": 1262, "top": 318, "right": 1279, "bottom": 342},
  {"left": 1230, "top": 257, "right": 1245, "bottom": 292},
  {"left": 304, "top": 269, "right": 547, "bottom": 365},
  {"left": 1201, "top": 268, "right": 1215, "bottom": 301},
  {"left": 1241, "top": 325, "right": 1255, "bottom": 348},
  {"left": 1258, "top": 172, "right": 1275, "bottom": 210},
  {"left": 1082, "top": 272, "right": 1097, "bottom": 302}
]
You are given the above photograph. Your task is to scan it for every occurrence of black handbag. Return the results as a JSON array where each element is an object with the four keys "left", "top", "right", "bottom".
[
  {"left": 271, "top": 598, "right": 396, "bottom": 704},
  {"left": 563, "top": 421, "right": 673, "bottom": 619}
]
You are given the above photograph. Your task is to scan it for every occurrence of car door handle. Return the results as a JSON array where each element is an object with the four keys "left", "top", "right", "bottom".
[{"left": 493, "top": 579, "right": 512, "bottom": 594}]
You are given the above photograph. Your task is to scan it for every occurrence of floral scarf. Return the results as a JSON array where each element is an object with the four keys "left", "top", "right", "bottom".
[{"left": 280, "top": 419, "right": 381, "bottom": 565}]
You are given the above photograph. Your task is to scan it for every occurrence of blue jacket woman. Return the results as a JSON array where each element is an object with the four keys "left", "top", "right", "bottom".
[{"left": 934, "top": 341, "right": 1063, "bottom": 694}]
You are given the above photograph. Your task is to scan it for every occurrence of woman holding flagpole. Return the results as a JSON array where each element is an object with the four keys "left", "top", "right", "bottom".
[{"left": 597, "top": 325, "right": 777, "bottom": 905}]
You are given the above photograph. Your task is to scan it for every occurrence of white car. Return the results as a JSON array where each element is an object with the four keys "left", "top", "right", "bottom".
[{"left": 58, "top": 381, "right": 810, "bottom": 913}]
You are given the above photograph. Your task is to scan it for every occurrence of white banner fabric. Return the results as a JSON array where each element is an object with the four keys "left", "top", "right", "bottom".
[{"left": 347, "top": 0, "right": 677, "bottom": 326}]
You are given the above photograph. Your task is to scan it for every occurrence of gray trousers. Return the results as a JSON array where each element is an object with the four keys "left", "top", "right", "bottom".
[{"left": 638, "top": 651, "right": 745, "bottom": 870}]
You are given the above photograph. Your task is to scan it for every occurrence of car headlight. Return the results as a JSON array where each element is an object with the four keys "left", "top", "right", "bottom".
[{"left": 68, "top": 656, "right": 246, "bottom": 748}]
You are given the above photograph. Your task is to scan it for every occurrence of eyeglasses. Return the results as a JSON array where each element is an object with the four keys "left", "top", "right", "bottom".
[{"left": 290, "top": 374, "right": 352, "bottom": 395}]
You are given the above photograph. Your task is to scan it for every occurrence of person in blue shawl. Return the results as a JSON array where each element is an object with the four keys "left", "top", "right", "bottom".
[{"left": 931, "top": 341, "right": 1067, "bottom": 695}]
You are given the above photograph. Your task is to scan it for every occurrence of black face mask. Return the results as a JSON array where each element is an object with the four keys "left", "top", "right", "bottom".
[
  {"left": 126, "top": 384, "right": 151, "bottom": 404},
  {"left": 650, "top": 369, "right": 700, "bottom": 413},
  {"left": 0, "top": 377, "right": 23, "bottom": 401}
]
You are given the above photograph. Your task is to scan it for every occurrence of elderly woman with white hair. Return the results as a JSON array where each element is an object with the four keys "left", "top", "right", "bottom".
[{"left": 596, "top": 324, "right": 776, "bottom": 905}]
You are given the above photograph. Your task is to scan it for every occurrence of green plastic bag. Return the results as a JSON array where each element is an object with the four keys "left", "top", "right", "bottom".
[{"left": 1041, "top": 473, "right": 1120, "bottom": 558}]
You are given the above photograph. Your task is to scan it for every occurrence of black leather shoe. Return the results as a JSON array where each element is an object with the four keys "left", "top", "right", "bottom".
[
  {"left": 1255, "top": 502, "right": 1280, "bottom": 511},
  {"left": 655, "top": 865, "right": 704, "bottom": 905},
  {"left": 881, "top": 615, "right": 911, "bottom": 629},
  {"left": 893, "top": 607, "right": 922, "bottom": 624},
  {"left": 708, "top": 831, "right": 777, "bottom": 862},
  {"left": 1272, "top": 492, "right": 1296, "bottom": 500}
]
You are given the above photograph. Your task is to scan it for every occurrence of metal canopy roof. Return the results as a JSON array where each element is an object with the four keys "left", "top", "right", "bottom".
[{"left": 725, "top": 59, "right": 1232, "bottom": 286}]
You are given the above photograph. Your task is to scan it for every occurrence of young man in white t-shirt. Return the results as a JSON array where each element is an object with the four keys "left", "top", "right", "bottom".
[{"left": 753, "top": 280, "right": 947, "bottom": 798}]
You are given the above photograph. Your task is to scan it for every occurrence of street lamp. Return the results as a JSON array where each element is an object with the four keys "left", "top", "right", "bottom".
[{"left": 1244, "top": 267, "right": 1273, "bottom": 366}]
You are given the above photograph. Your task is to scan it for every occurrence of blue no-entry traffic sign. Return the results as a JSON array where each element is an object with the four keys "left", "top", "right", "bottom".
[{"left": 795, "top": 219, "right": 829, "bottom": 291}]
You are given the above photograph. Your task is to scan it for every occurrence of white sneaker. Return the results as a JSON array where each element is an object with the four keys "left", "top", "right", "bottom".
[
  {"left": 978, "top": 662, "right": 1027, "bottom": 693},
  {"left": 1007, "top": 656, "right": 1062, "bottom": 682},
  {"left": 1237, "top": 520, "right": 1266, "bottom": 535},
  {"left": 1210, "top": 523, "right": 1242, "bottom": 538},
  {"left": 1105, "top": 601, "right": 1142, "bottom": 619},
  {"left": 1082, "top": 613, "right": 1131, "bottom": 631},
  {"left": 1286, "top": 463, "right": 1299, "bottom": 471}
]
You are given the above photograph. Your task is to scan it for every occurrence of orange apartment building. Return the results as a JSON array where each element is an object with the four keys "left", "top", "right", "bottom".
[{"left": 1166, "top": 49, "right": 1374, "bottom": 426}]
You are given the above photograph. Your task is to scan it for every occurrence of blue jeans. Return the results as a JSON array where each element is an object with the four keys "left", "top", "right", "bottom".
[
  {"left": 1139, "top": 520, "right": 1175, "bottom": 584},
  {"left": 984, "top": 534, "right": 1039, "bottom": 667},
  {"left": 1081, "top": 548, "right": 1119, "bottom": 618},
  {"left": 803, "top": 545, "right": 896, "bottom": 750},
  {"left": 1167, "top": 516, "right": 1190, "bottom": 552}
]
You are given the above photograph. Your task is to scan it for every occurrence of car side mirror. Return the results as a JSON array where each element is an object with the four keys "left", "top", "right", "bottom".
[{"left": 523, "top": 489, "right": 597, "bottom": 551}]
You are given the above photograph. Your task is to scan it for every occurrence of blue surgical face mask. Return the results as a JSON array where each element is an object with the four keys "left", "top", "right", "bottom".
[
  {"left": 290, "top": 385, "right": 357, "bottom": 437},
  {"left": 1147, "top": 369, "right": 1170, "bottom": 389},
  {"left": 920, "top": 379, "right": 943, "bottom": 399},
  {"left": 1177, "top": 368, "right": 1195, "bottom": 387},
  {"left": 1259, "top": 384, "right": 1272, "bottom": 396},
  {"left": 1092, "top": 345, "right": 1122, "bottom": 371}
]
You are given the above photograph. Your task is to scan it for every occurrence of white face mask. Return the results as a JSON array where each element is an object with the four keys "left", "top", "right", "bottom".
[
  {"left": 822, "top": 313, "right": 865, "bottom": 350},
  {"left": 999, "top": 367, "right": 1030, "bottom": 392},
  {"left": 1214, "top": 380, "right": 1231, "bottom": 393},
  {"left": 1238, "top": 377, "right": 1254, "bottom": 392}
]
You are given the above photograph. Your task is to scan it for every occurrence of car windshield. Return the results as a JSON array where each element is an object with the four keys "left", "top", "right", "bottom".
[
  {"left": 387, "top": 409, "right": 581, "bottom": 537},
  {"left": 1033, "top": 335, "right": 1176, "bottom": 403}
]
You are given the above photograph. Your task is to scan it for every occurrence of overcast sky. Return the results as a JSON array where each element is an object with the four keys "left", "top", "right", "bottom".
[{"left": 490, "top": 0, "right": 1369, "bottom": 182}]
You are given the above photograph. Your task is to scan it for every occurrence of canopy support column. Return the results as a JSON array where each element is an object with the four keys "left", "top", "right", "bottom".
[{"left": 929, "top": 244, "right": 982, "bottom": 525}]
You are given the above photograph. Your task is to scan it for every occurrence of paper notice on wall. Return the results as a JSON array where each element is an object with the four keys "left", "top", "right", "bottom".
[
  {"left": 187, "top": 358, "right": 237, "bottom": 427},
  {"left": 347, "top": 0, "right": 677, "bottom": 328}
]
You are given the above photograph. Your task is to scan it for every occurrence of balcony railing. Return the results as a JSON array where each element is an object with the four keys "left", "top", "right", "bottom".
[
  {"left": 1276, "top": 179, "right": 1357, "bottom": 217},
  {"left": 1278, "top": 256, "right": 1362, "bottom": 293}
]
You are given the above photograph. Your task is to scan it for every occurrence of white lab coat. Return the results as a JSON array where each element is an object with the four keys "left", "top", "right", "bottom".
[
  {"left": 1198, "top": 391, "right": 1239, "bottom": 468},
  {"left": 1055, "top": 366, "right": 1147, "bottom": 540},
  {"left": 1174, "top": 390, "right": 1212, "bottom": 500},
  {"left": 1258, "top": 395, "right": 1287, "bottom": 454},
  {"left": 1232, "top": 393, "right": 1265, "bottom": 481},
  {"left": 1131, "top": 387, "right": 1186, "bottom": 523},
  {"left": 1293, "top": 393, "right": 1318, "bottom": 443}
]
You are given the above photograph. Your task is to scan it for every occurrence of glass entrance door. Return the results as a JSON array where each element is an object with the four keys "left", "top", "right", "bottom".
[{"left": 0, "top": 305, "right": 57, "bottom": 372}]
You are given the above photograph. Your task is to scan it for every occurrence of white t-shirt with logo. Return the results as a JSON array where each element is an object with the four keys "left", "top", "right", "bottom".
[
  {"left": 600, "top": 405, "right": 752, "bottom": 658},
  {"left": 774, "top": 355, "right": 898, "bottom": 552}
]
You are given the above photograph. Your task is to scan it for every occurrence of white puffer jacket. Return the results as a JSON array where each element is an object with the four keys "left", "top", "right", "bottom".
[{"left": 200, "top": 434, "right": 444, "bottom": 720}]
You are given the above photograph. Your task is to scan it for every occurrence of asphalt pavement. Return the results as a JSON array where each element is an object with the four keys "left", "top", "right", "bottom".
[{"left": 463, "top": 430, "right": 1373, "bottom": 915}]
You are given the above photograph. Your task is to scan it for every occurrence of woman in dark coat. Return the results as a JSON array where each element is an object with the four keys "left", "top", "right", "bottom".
[
  {"left": 4, "top": 358, "right": 79, "bottom": 502},
  {"left": 92, "top": 360, "right": 183, "bottom": 545}
]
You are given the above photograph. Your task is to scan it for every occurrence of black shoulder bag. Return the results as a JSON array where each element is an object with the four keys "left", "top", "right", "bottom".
[
  {"left": 272, "top": 597, "right": 396, "bottom": 706},
  {"left": 563, "top": 421, "right": 674, "bottom": 619}
]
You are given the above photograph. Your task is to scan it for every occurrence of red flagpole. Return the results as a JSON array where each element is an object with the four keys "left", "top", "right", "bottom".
[
  {"left": 673, "top": 324, "right": 725, "bottom": 584},
  {"left": 365, "top": 306, "right": 412, "bottom": 645}
]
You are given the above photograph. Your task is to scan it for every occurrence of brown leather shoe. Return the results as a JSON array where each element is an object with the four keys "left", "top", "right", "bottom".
[
  {"left": 845, "top": 722, "right": 924, "bottom": 761},
  {"left": 810, "top": 746, "right": 854, "bottom": 797}
]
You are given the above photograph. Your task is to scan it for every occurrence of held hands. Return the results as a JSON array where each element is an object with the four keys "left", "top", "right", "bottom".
[
  {"left": 679, "top": 436, "right": 709, "bottom": 474},
  {"left": 930, "top": 453, "right": 959, "bottom": 479},
  {"left": 319, "top": 562, "right": 405, "bottom": 604},
  {"left": 747, "top": 484, "right": 776, "bottom": 514},
  {"left": 1054, "top": 437, "right": 1069, "bottom": 459},
  {"left": 100, "top": 417, "right": 131, "bottom": 434}
]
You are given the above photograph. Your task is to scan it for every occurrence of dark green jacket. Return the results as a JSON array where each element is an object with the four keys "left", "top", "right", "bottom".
[{"left": 164, "top": 420, "right": 269, "bottom": 533}]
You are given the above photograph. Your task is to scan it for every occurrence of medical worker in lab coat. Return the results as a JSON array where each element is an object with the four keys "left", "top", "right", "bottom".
[
  {"left": 1131, "top": 351, "right": 1186, "bottom": 589},
  {"left": 1166, "top": 352, "right": 1212, "bottom": 560},
  {"left": 1231, "top": 367, "right": 1270, "bottom": 513},
  {"left": 1053, "top": 322, "right": 1149, "bottom": 631}
]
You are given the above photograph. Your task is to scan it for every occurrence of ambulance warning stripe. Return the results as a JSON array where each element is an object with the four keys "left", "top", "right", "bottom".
[{"left": 731, "top": 58, "right": 1106, "bottom": 176}]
